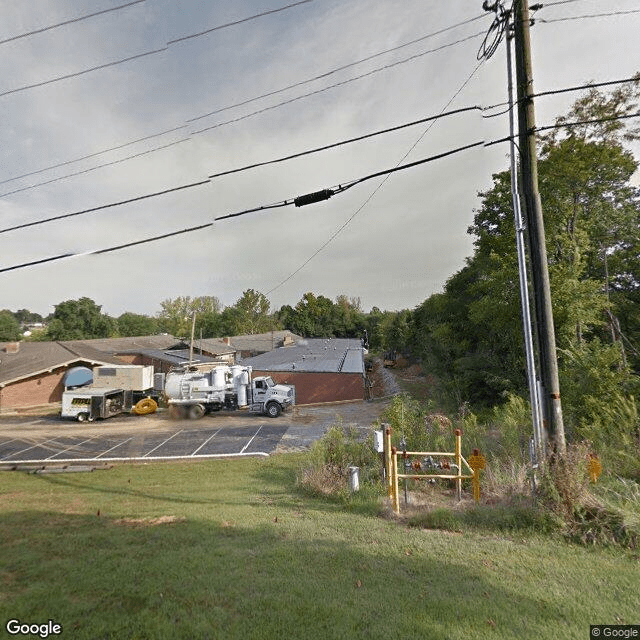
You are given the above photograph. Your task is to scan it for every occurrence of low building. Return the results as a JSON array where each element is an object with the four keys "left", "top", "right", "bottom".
[
  {"left": 0, "top": 341, "right": 124, "bottom": 412},
  {"left": 241, "top": 338, "right": 367, "bottom": 405},
  {"left": 222, "top": 331, "right": 301, "bottom": 358}
]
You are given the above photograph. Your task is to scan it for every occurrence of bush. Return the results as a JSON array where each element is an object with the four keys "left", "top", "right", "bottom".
[{"left": 298, "top": 421, "right": 381, "bottom": 499}]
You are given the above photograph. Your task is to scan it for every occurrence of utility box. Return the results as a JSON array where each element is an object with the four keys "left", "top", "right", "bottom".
[{"left": 92, "top": 365, "right": 154, "bottom": 391}]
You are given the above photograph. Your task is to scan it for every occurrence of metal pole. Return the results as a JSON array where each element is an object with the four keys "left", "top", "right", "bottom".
[
  {"left": 513, "top": 0, "right": 566, "bottom": 453},
  {"left": 506, "top": 21, "right": 544, "bottom": 460}
]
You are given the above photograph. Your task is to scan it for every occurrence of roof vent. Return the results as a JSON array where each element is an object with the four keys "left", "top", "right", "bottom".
[{"left": 5, "top": 342, "right": 20, "bottom": 354}]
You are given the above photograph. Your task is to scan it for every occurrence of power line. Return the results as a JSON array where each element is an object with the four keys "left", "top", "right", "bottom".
[
  {"left": 7, "top": 106, "right": 640, "bottom": 274},
  {"left": 0, "top": 126, "right": 188, "bottom": 186},
  {"left": 0, "top": 138, "right": 506, "bottom": 275},
  {"left": 534, "top": 111, "right": 640, "bottom": 133},
  {"left": 0, "top": 138, "right": 191, "bottom": 199},
  {"left": 1, "top": 107, "right": 484, "bottom": 234},
  {"left": 0, "top": 47, "right": 166, "bottom": 99},
  {"left": 539, "top": 8, "right": 640, "bottom": 23},
  {"left": 167, "top": 0, "right": 317, "bottom": 45},
  {"left": 0, "top": 179, "right": 211, "bottom": 235},
  {"left": 209, "top": 106, "right": 483, "bottom": 178},
  {"left": 4, "top": 90, "right": 638, "bottom": 237},
  {"left": 0, "top": 1, "right": 146, "bottom": 46},
  {"left": 265, "top": 62, "right": 486, "bottom": 295},
  {"left": 0, "top": 0, "right": 321, "bottom": 101},
  {"left": 1, "top": 17, "right": 489, "bottom": 187},
  {"left": 187, "top": 13, "right": 488, "bottom": 123},
  {"left": 190, "top": 32, "right": 486, "bottom": 135}
]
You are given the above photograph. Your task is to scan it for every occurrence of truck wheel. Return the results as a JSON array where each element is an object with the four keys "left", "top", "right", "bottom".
[
  {"left": 77, "top": 412, "right": 89, "bottom": 422},
  {"left": 188, "top": 404, "right": 206, "bottom": 420},
  {"left": 168, "top": 405, "right": 186, "bottom": 420},
  {"left": 265, "top": 402, "right": 281, "bottom": 418}
]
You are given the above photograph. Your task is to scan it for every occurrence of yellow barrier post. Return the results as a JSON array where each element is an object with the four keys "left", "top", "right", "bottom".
[
  {"left": 384, "top": 427, "right": 393, "bottom": 499},
  {"left": 391, "top": 447, "right": 400, "bottom": 514},
  {"left": 454, "top": 429, "right": 462, "bottom": 502}
]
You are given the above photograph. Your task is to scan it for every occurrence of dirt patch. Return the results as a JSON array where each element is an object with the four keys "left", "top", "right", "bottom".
[{"left": 112, "top": 515, "right": 186, "bottom": 527}]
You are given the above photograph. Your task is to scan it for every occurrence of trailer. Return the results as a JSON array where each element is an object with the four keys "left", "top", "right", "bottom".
[
  {"left": 163, "top": 364, "right": 295, "bottom": 419},
  {"left": 61, "top": 388, "right": 127, "bottom": 422},
  {"left": 61, "top": 365, "right": 159, "bottom": 422}
]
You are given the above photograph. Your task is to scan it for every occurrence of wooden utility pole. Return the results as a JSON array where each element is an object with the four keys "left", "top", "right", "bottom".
[{"left": 513, "top": 0, "right": 566, "bottom": 453}]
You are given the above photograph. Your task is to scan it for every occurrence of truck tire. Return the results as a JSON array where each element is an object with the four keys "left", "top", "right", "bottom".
[
  {"left": 188, "top": 403, "right": 206, "bottom": 420},
  {"left": 265, "top": 402, "right": 281, "bottom": 418},
  {"left": 77, "top": 412, "right": 89, "bottom": 422},
  {"left": 168, "top": 405, "right": 186, "bottom": 420}
]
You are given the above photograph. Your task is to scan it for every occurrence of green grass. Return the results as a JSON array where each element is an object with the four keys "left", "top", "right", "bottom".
[{"left": 1, "top": 456, "right": 638, "bottom": 640}]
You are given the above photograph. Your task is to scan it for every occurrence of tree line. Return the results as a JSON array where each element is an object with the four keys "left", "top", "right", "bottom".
[{"left": 0, "top": 290, "right": 408, "bottom": 354}]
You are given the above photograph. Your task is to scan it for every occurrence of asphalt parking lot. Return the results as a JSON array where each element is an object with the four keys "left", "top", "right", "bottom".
[{"left": 0, "top": 400, "right": 389, "bottom": 466}]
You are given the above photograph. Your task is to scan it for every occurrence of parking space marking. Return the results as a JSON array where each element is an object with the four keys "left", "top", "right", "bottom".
[
  {"left": 240, "top": 426, "right": 263, "bottom": 454},
  {"left": 45, "top": 436, "right": 99, "bottom": 460},
  {"left": 142, "top": 429, "right": 184, "bottom": 458},
  {"left": 190, "top": 428, "right": 222, "bottom": 456},
  {"left": 95, "top": 437, "right": 133, "bottom": 458},
  {"left": 1, "top": 437, "right": 63, "bottom": 460}
]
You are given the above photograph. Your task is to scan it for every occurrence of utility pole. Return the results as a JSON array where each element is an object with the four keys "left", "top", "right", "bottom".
[{"left": 513, "top": 0, "right": 566, "bottom": 453}]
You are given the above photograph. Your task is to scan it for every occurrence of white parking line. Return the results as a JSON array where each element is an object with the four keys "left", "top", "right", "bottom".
[
  {"left": 1, "top": 436, "right": 62, "bottom": 460},
  {"left": 95, "top": 437, "right": 133, "bottom": 459},
  {"left": 46, "top": 435, "right": 99, "bottom": 460},
  {"left": 143, "top": 430, "right": 184, "bottom": 458},
  {"left": 191, "top": 428, "right": 222, "bottom": 456},
  {"left": 240, "top": 426, "right": 263, "bottom": 454}
]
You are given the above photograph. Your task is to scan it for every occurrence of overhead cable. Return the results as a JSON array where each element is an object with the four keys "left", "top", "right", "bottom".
[
  {"left": 208, "top": 106, "right": 484, "bottom": 178},
  {"left": 0, "top": 138, "right": 507, "bottom": 274},
  {"left": 0, "top": 48, "right": 166, "bottom": 99},
  {"left": 4, "top": 93, "right": 639, "bottom": 237},
  {"left": 265, "top": 60, "right": 486, "bottom": 295},
  {"left": 5, "top": 108, "right": 640, "bottom": 274},
  {"left": 190, "top": 32, "right": 486, "bottom": 135},
  {"left": 187, "top": 13, "right": 488, "bottom": 122},
  {"left": 0, "top": 0, "right": 320, "bottom": 99},
  {"left": 0, "top": 125, "right": 188, "bottom": 186},
  {"left": 0, "top": 138, "right": 191, "bottom": 199},
  {"left": 0, "top": 179, "right": 211, "bottom": 235},
  {"left": 167, "top": 0, "right": 316, "bottom": 45},
  {"left": 0, "top": 17, "right": 489, "bottom": 186},
  {"left": 539, "top": 8, "right": 640, "bottom": 23},
  {"left": 0, "top": 0, "right": 146, "bottom": 46}
]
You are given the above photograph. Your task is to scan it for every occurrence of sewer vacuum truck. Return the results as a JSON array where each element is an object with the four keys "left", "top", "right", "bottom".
[{"left": 163, "top": 364, "right": 295, "bottom": 420}]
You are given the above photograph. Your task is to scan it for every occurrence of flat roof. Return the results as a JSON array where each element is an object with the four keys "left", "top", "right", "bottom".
[{"left": 241, "top": 338, "right": 364, "bottom": 374}]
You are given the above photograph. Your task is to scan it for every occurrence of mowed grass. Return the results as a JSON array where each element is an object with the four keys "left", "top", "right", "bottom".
[{"left": 0, "top": 456, "right": 638, "bottom": 640}]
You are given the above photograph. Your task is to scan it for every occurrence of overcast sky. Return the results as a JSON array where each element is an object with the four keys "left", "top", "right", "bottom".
[{"left": 1, "top": 0, "right": 639, "bottom": 318}]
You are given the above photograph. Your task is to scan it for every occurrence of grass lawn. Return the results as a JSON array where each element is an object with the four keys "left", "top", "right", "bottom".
[{"left": 1, "top": 455, "right": 638, "bottom": 639}]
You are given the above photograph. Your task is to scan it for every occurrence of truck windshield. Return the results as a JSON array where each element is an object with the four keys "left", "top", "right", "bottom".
[{"left": 265, "top": 377, "right": 275, "bottom": 387}]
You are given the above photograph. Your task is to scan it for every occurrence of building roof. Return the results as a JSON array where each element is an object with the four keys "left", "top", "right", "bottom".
[
  {"left": 63, "top": 335, "right": 184, "bottom": 353},
  {"left": 227, "top": 330, "right": 302, "bottom": 354},
  {"left": 191, "top": 338, "right": 236, "bottom": 356},
  {"left": 0, "top": 341, "right": 124, "bottom": 387},
  {"left": 125, "top": 348, "right": 225, "bottom": 367},
  {"left": 241, "top": 338, "right": 365, "bottom": 374}
]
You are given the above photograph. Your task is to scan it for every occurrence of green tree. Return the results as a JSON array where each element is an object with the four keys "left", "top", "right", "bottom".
[
  {"left": 410, "top": 82, "right": 640, "bottom": 420},
  {"left": 0, "top": 310, "right": 22, "bottom": 341},
  {"left": 231, "top": 289, "right": 273, "bottom": 335},
  {"left": 156, "top": 296, "right": 222, "bottom": 337},
  {"left": 117, "top": 312, "right": 159, "bottom": 337},
  {"left": 45, "top": 298, "right": 115, "bottom": 340}
]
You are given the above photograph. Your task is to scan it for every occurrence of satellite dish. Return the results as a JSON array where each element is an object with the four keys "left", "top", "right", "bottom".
[{"left": 64, "top": 366, "right": 93, "bottom": 389}]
